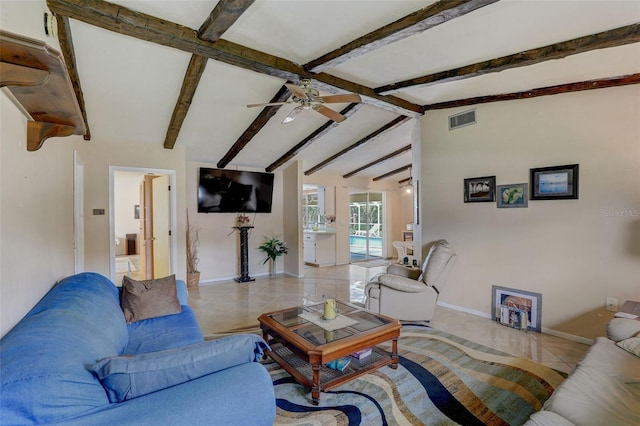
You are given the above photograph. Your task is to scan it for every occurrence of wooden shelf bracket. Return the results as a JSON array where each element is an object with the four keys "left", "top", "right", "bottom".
[{"left": 0, "top": 29, "right": 87, "bottom": 151}]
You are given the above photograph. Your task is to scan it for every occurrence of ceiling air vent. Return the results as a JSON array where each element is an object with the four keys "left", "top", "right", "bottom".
[{"left": 448, "top": 109, "right": 476, "bottom": 130}]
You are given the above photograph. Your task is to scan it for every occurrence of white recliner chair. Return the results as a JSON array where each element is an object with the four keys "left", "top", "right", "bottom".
[{"left": 365, "top": 239, "right": 456, "bottom": 321}]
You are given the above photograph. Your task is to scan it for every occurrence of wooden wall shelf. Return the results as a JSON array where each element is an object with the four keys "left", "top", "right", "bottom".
[{"left": 0, "top": 29, "right": 87, "bottom": 151}]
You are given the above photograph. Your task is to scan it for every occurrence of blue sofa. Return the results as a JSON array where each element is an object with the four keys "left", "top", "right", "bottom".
[{"left": 0, "top": 273, "right": 276, "bottom": 425}]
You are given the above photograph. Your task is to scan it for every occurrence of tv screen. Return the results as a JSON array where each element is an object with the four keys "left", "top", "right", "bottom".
[{"left": 198, "top": 168, "right": 274, "bottom": 213}]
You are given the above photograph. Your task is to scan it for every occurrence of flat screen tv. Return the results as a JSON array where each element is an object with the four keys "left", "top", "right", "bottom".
[{"left": 198, "top": 167, "right": 274, "bottom": 213}]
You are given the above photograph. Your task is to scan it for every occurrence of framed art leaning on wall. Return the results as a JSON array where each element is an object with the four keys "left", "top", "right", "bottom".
[
  {"left": 492, "top": 285, "right": 542, "bottom": 333},
  {"left": 530, "top": 164, "right": 579, "bottom": 200}
]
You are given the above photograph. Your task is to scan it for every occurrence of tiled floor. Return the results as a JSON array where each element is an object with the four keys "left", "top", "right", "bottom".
[{"left": 188, "top": 263, "right": 590, "bottom": 374}]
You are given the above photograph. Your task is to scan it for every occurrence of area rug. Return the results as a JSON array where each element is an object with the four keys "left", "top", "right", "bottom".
[{"left": 263, "top": 324, "right": 565, "bottom": 426}]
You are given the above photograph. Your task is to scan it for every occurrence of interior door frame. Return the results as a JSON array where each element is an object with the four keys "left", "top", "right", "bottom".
[
  {"left": 73, "top": 150, "right": 85, "bottom": 274},
  {"left": 108, "top": 166, "right": 177, "bottom": 282}
]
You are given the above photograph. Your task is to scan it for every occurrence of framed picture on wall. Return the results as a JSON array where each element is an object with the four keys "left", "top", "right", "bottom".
[
  {"left": 497, "top": 183, "right": 528, "bottom": 208},
  {"left": 464, "top": 176, "right": 496, "bottom": 203},
  {"left": 530, "top": 164, "right": 579, "bottom": 200}
]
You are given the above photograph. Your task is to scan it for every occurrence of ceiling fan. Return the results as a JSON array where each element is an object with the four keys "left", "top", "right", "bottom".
[{"left": 247, "top": 79, "right": 361, "bottom": 124}]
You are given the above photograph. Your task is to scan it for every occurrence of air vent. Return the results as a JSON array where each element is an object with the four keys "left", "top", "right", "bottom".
[{"left": 449, "top": 109, "right": 476, "bottom": 130}]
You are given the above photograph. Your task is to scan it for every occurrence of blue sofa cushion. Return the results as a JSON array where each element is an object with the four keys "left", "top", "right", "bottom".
[
  {"left": 91, "top": 334, "right": 269, "bottom": 402},
  {"left": 125, "top": 304, "right": 204, "bottom": 354},
  {"left": 0, "top": 273, "right": 129, "bottom": 424},
  {"left": 120, "top": 275, "right": 182, "bottom": 323}
]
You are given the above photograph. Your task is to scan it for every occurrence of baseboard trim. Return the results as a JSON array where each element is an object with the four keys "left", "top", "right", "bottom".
[
  {"left": 437, "top": 301, "right": 491, "bottom": 319},
  {"left": 197, "top": 270, "right": 303, "bottom": 285},
  {"left": 437, "top": 301, "right": 594, "bottom": 346},
  {"left": 199, "top": 275, "right": 240, "bottom": 285},
  {"left": 541, "top": 328, "right": 593, "bottom": 346}
]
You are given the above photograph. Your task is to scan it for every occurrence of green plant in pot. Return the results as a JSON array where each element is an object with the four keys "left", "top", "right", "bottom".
[{"left": 258, "top": 236, "right": 288, "bottom": 276}]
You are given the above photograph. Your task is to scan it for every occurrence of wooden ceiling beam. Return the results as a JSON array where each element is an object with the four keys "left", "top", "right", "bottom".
[
  {"left": 377, "top": 23, "right": 640, "bottom": 95},
  {"left": 305, "top": 0, "right": 498, "bottom": 73},
  {"left": 198, "top": 0, "right": 255, "bottom": 42},
  {"left": 373, "top": 164, "right": 412, "bottom": 182},
  {"left": 217, "top": 85, "right": 291, "bottom": 168},
  {"left": 54, "top": 14, "right": 91, "bottom": 140},
  {"left": 423, "top": 73, "right": 640, "bottom": 111},
  {"left": 46, "top": 0, "right": 421, "bottom": 117},
  {"left": 164, "top": 55, "right": 208, "bottom": 149},
  {"left": 304, "top": 116, "right": 411, "bottom": 176},
  {"left": 265, "top": 103, "right": 363, "bottom": 173},
  {"left": 343, "top": 144, "right": 412, "bottom": 178},
  {"left": 164, "top": 0, "right": 254, "bottom": 149}
]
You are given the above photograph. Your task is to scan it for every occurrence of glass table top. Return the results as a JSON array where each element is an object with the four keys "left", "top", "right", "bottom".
[{"left": 268, "top": 301, "right": 392, "bottom": 346}]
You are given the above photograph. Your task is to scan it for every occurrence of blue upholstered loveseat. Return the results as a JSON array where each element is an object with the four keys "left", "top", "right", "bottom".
[{"left": 0, "top": 272, "right": 276, "bottom": 425}]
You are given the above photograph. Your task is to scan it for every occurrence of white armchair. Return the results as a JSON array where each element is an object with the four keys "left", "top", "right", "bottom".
[{"left": 365, "top": 239, "right": 456, "bottom": 321}]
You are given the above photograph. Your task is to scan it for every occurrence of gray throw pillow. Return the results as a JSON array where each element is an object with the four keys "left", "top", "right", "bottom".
[{"left": 121, "top": 275, "right": 181, "bottom": 323}]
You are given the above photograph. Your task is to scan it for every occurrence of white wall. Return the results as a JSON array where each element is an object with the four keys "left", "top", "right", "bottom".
[
  {"left": 0, "top": 94, "right": 80, "bottom": 337},
  {"left": 78, "top": 141, "right": 186, "bottom": 279},
  {"left": 187, "top": 162, "right": 285, "bottom": 282},
  {"left": 283, "top": 161, "right": 303, "bottom": 276},
  {"left": 114, "top": 172, "right": 143, "bottom": 239},
  {"left": 421, "top": 86, "right": 640, "bottom": 339},
  {"left": 388, "top": 187, "right": 414, "bottom": 244}
]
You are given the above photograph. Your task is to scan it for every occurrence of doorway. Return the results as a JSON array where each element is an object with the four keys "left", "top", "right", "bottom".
[
  {"left": 349, "top": 190, "right": 383, "bottom": 262},
  {"left": 110, "top": 167, "right": 176, "bottom": 284}
]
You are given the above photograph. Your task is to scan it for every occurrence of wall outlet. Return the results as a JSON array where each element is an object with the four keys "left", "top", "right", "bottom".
[{"left": 606, "top": 297, "right": 618, "bottom": 312}]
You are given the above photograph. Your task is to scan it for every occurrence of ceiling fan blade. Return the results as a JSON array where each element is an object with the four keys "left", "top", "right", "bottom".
[
  {"left": 247, "top": 101, "right": 291, "bottom": 108},
  {"left": 285, "top": 83, "right": 308, "bottom": 100},
  {"left": 282, "top": 106, "right": 303, "bottom": 124},
  {"left": 317, "top": 94, "right": 362, "bottom": 104},
  {"left": 313, "top": 104, "right": 346, "bottom": 123}
]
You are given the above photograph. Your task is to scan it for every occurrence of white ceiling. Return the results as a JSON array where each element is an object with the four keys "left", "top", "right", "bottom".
[{"left": 2, "top": 0, "right": 639, "bottom": 187}]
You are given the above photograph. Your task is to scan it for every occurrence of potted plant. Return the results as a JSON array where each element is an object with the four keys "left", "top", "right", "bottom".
[
  {"left": 258, "top": 236, "right": 288, "bottom": 276},
  {"left": 186, "top": 209, "right": 200, "bottom": 288}
]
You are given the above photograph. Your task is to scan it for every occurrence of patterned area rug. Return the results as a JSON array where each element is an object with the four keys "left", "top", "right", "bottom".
[{"left": 263, "top": 324, "right": 565, "bottom": 426}]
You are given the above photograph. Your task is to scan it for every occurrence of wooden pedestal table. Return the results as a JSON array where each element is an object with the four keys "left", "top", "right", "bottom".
[{"left": 258, "top": 301, "right": 400, "bottom": 404}]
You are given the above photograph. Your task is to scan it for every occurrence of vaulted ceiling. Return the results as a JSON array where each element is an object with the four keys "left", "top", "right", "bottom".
[{"left": 5, "top": 1, "right": 640, "bottom": 187}]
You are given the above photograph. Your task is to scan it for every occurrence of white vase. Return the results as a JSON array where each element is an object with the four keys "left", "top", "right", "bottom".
[{"left": 269, "top": 258, "right": 276, "bottom": 277}]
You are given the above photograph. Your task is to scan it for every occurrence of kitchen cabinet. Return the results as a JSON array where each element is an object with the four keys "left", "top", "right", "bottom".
[{"left": 303, "top": 232, "right": 336, "bottom": 267}]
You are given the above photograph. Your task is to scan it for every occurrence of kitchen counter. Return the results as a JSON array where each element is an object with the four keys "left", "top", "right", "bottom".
[{"left": 303, "top": 229, "right": 336, "bottom": 234}]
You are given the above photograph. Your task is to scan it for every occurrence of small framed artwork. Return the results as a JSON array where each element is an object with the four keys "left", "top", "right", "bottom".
[
  {"left": 530, "top": 164, "right": 579, "bottom": 200},
  {"left": 134, "top": 205, "right": 140, "bottom": 219},
  {"left": 464, "top": 176, "right": 496, "bottom": 203},
  {"left": 492, "top": 285, "right": 542, "bottom": 333},
  {"left": 497, "top": 183, "right": 528, "bottom": 208}
]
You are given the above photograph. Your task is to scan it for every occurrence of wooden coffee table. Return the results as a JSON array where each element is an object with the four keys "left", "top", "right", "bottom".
[{"left": 258, "top": 301, "right": 401, "bottom": 404}]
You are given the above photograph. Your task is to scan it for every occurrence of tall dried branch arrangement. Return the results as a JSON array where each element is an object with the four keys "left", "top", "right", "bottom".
[{"left": 186, "top": 209, "right": 200, "bottom": 273}]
